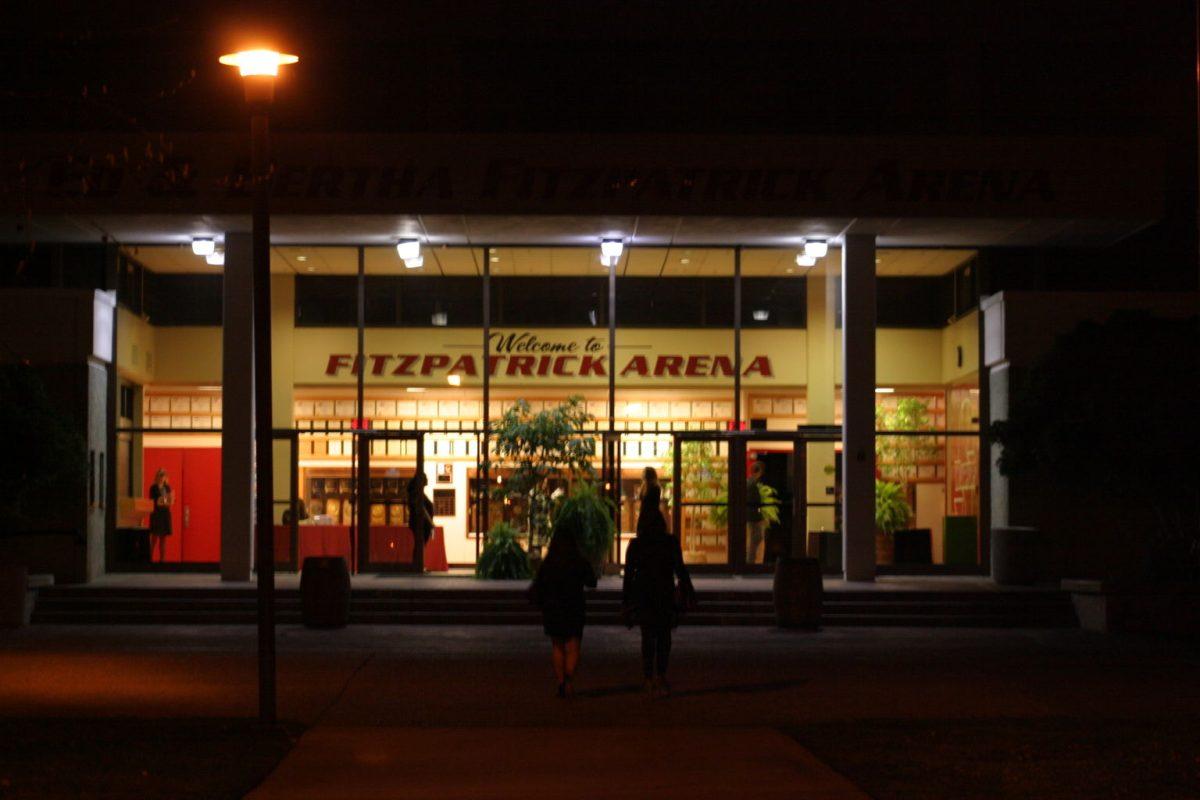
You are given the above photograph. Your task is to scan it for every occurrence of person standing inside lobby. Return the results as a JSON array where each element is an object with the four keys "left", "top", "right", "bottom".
[
  {"left": 746, "top": 460, "right": 766, "bottom": 564},
  {"left": 148, "top": 468, "right": 174, "bottom": 563},
  {"left": 406, "top": 473, "right": 433, "bottom": 573}
]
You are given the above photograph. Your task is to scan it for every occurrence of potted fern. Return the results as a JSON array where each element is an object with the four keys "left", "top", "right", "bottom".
[
  {"left": 475, "top": 522, "right": 532, "bottom": 580},
  {"left": 875, "top": 479, "right": 912, "bottom": 565}
]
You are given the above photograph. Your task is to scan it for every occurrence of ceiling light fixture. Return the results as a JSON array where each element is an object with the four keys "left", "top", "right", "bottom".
[
  {"left": 396, "top": 238, "right": 420, "bottom": 261},
  {"left": 752, "top": 309, "right": 769, "bottom": 322},
  {"left": 404, "top": 256, "right": 424, "bottom": 269},
  {"left": 446, "top": 374, "right": 462, "bottom": 387},
  {"left": 795, "top": 253, "right": 817, "bottom": 268},
  {"left": 431, "top": 311, "right": 448, "bottom": 326},
  {"left": 191, "top": 237, "right": 215, "bottom": 256},
  {"left": 206, "top": 249, "right": 225, "bottom": 266},
  {"left": 803, "top": 238, "right": 828, "bottom": 258},
  {"left": 296, "top": 255, "right": 308, "bottom": 262},
  {"left": 405, "top": 387, "right": 426, "bottom": 393},
  {"left": 600, "top": 238, "right": 624, "bottom": 259},
  {"left": 875, "top": 387, "right": 896, "bottom": 394}
]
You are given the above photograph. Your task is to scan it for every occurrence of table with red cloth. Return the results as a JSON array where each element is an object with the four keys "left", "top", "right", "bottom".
[{"left": 273, "top": 525, "right": 448, "bottom": 571}]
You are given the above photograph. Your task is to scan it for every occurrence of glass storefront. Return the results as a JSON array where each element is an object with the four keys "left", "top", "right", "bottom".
[{"left": 111, "top": 244, "right": 985, "bottom": 574}]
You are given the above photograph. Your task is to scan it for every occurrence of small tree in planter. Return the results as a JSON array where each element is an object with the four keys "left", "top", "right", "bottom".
[
  {"left": 876, "top": 397, "right": 940, "bottom": 482},
  {"left": 0, "top": 364, "right": 86, "bottom": 533},
  {"left": 875, "top": 479, "right": 913, "bottom": 565},
  {"left": 550, "top": 482, "right": 615, "bottom": 577},
  {"left": 487, "top": 396, "right": 596, "bottom": 558},
  {"left": 990, "top": 312, "right": 1199, "bottom": 583}
]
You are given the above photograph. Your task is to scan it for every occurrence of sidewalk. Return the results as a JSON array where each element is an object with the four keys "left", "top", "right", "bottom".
[{"left": 2, "top": 625, "right": 1197, "bottom": 798}]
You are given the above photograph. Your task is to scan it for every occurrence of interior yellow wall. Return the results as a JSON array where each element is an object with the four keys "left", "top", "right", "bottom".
[
  {"left": 116, "top": 308, "right": 155, "bottom": 384},
  {"left": 941, "top": 310, "right": 980, "bottom": 383},
  {"left": 153, "top": 327, "right": 223, "bottom": 384}
]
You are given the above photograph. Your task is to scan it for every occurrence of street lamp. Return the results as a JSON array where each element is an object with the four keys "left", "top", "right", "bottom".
[{"left": 220, "top": 46, "right": 298, "bottom": 725}]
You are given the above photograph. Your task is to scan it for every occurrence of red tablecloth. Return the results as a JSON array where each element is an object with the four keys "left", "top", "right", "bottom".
[{"left": 274, "top": 525, "right": 449, "bottom": 572}]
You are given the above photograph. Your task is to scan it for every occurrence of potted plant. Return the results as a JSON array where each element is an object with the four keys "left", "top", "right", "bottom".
[
  {"left": 487, "top": 396, "right": 596, "bottom": 561},
  {"left": 549, "top": 482, "right": 615, "bottom": 577},
  {"left": 661, "top": 441, "right": 727, "bottom": 561},
  {"left": 874, "top": 479, "right": 912, "bottom": 565},
  {"left": 990, "top": 312, "right": 1199, "bottom": 593},
  {"left": 475, "top": 521, "right": 532, "bottom": 580},
  {"left": 0, "top": 364, "right": 86, "bottom": 599}
]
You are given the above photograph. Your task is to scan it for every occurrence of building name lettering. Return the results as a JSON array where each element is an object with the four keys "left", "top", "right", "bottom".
[{"left": 323, "top": 353, "right": 773, "bottom": 379}]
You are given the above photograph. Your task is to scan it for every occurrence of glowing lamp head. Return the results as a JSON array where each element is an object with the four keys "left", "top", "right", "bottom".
[
  {"left": 600, "top": 239, "right": 624, "bottom": 259},
  {"left": 396, "top": 238, "right": 421, "bottom": 261},
  {"left": 795, "top": 253, "right": 817, "bottom": 268},
  {"left": 600, "top": 253, "right": 618, "bottom": 268},
  {"left": 206, "top": 249, "right": 225, "bottom": 266},
  {"left": 752, "top": 309, "right": 769, "bottom": 322},
  {"left": 191, "top": 237, "right": 215, "bottom": 256},
  {"left": 404, "top": 256, "right": 424, "bottom": 269},
  {"left": 803, "top": 238, "right": 828, "bottom": 258},
  {"left": 446, "top": 374, "right": 462, "bottom": 386},
  {"left": 219, "top": 50, "right": 299, "bottom": 77}
]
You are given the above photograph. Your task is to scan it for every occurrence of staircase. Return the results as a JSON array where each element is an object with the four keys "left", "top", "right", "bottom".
[{"left": 30, "top": 586, "right": 1077, "bottom": 628}]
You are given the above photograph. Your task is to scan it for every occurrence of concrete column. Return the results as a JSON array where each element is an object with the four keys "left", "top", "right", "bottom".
[
  {"left": 221, "top": 232, "right": 254, "bottom": 581},
  {"left": 271, "top": 274, "right": 295, "bottom": 516},
  {"left": 804, "top": 271, "right": 838, "bottom": 552},
  {"left": 841, "top": 234, "right": 876, "bottom": 581}
]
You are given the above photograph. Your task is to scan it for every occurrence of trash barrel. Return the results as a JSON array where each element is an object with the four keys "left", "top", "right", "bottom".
[
  {"left": 300, "top": 556, "right": 350, "bottom": 628},
  {"left": 773, "top": 556, "right": 822, "bottom": 629}
]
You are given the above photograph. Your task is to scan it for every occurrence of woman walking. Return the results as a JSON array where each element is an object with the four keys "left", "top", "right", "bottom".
[
  {"left": 530, "top": 526, "right": 597, "bottom": 698},
  {"left": 623, "top": 467, "right": 695, "bottom": 698}
]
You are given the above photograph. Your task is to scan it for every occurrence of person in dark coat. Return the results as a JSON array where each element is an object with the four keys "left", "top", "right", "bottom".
[
  {"left": 147, "top": 468, "right": 174, "bottom": 563},
  {"left": 622, "top": 467, "right": 695, "bottom": 698},
  {"left": 406, "top": 473, "right": 434, "bottom": 573},
  {"left": 530, "top": 526, "right": 597, "bottom": 698}
]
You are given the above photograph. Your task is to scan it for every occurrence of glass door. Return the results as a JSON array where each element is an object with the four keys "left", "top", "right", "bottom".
[{"left": 356, "top": 430, "right": 429, "bottom": 572}]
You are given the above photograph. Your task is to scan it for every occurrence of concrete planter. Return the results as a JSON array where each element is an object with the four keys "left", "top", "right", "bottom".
[
  {"left": 1064, "top": 579, "right": 1200, "bottom": 636},
  {"left": 0, "top": 564, "right": 29, "bottom": 627},
  {"left": 991, "top": 526, "right": 1039, "bottom": 585}
]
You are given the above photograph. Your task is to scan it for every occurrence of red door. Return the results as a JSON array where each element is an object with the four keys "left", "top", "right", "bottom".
[
  {"left": 142, "top": 447, "right": 222, "bottom": 564},
  {"left": 182, "top": 449, "right": 222, "bottom": 563},
  {"left": 143, "top": 449, "right": 185, "bottom": 562}
]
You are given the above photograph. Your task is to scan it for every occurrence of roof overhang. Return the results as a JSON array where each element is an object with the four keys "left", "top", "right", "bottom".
[{"left": 1, "top": 132, "right": 1163, "bottom": 248}]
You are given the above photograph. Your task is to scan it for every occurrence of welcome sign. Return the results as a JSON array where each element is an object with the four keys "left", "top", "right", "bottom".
[{"left": 293, "top": 328, "right": 807, "bottom": 387}]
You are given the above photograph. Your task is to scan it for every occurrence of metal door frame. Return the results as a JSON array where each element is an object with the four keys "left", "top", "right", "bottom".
[
  {"left": 670, "top": 426, "right": 841, "bottom": 574},
  {"left": 354, "top": 429, "right": 425, "bottom": 573}
]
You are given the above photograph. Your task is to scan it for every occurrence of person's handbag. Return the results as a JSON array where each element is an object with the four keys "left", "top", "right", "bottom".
[{"left": 673, "top": 581, "right": 699, "bottom": 615}]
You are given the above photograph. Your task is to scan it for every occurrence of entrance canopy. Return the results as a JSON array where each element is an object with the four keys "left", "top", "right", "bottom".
[{"left": 3, "top": 132, "right": 1163, "bottom": 249}]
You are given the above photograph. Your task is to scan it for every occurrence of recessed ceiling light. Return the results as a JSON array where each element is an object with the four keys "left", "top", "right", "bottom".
[
  {"left": 875, "top": 387, "right": 896, "bottom": 394},
  {"left": 803, "top": 238, "right": 828, "bottom": 258},
  {"left": 680, "top": 258, "right": 690, "bottom": 265},
  {"left": 446, "top": 374, "right": 462, "bottom": 387},
  {"left": 752, "top": 309, "right": 769, "bottom": 322},
  {"left": 795, "top": 253, "right": 817, "bottom": 268},
  {"left": 405, "top": 387, "right": 427, "bottom": 393},
  {"left": 297, "top": 255, "right": 308, "bottom": 262},
  {"left": 306, "top": 266, "right": 316, "bottom": 272},
  {"left": 396, "top": 238, "right": 420, "bottom": 260},
  {"left": 490, "top": 255, "right": 500, "bottom": 263}
]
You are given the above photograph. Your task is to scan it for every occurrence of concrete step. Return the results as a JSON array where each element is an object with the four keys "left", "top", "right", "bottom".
[{"left": 31, "top": 585, "right": 1077, "bottom": 628}]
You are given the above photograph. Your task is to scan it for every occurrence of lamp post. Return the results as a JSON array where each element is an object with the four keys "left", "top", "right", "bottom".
[{"left": 219, "top": 48, "right": 298, "bottom": 724}]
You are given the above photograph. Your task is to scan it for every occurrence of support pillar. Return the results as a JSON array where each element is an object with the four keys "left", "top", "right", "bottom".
[
  {"left": 841, "top": 234, "right": 876, "bottom": 582},
  {"left": 804, "top": 270, "right": 838, "bottom": 555},
  {"left": 221, "top": 232, "right": 254, "bottom": 581}
]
